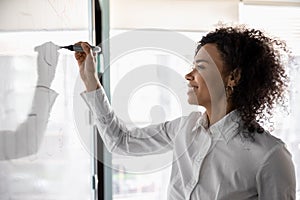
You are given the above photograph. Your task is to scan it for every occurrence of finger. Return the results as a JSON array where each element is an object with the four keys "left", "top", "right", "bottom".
[
  {"left": 74, "top": 41, "right": 89, "bottom": 66},
  {"left": 75, "top": 53, "right": 86, "bottom": 66},
  {"left": 81, "top": 42, "right": 92, "bottom": 56},
  {"left": 74, "top": 42, "right": 86, "bottom": 59},
  {"left": 76, "top": 52, "right": 86, "bottom": 59},
  {"left": 75, "top": 51, "right": 85, "bottom": 59},
  {"left": 74, "top": 41, "right": 83, "bottom": 46}
]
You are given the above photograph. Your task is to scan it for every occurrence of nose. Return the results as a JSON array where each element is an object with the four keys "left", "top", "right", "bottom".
[{"left": 185, "top": 68, "right": 195, "bottom": 81}]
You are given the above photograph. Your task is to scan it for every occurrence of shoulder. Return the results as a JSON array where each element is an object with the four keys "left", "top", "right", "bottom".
[
  {"left": 255, "top": 132, "right": 296, "bottom": 195},
  {"left": 253, "top": 130, "right": 285, "bottom": 152},
  {"left": 238, "top": 126, "right": 285, "bottom": 152},
  {"left": 235, "top": 128, "right": 293, "bottom": 164},
  {"left": 254, "top": 130, "right": 292, "bottom": 160},
  {"left": 244, "top": 130, "right": 294, "bottom": 172}
]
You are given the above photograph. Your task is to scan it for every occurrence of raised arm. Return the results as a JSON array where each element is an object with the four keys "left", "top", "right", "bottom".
[
  {"left": 0, "top": 87, "right": 58, "bottom": 160},
  {"left": 0, "top": 42, "right": 59, "bottom": 160},
  {"left": 76, "top": 42, "right": 183, "bottom": 156},
  {"left": 81, "top": 85, "right": 183, "bottom": 156}
]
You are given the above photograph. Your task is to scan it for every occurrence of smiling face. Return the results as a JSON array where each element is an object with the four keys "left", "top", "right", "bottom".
[{"left": 185, "top": 43, "right": 228, "bottom": 109}]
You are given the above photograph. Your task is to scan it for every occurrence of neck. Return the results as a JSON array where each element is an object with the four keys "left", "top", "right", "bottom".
[{"left": 205, "top": 101, "right": 234, "bottom": 127}]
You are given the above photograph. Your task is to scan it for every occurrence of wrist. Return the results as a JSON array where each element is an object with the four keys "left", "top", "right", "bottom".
[
  {"left": 85, "top": 82, "right": 101, "bottom": 92},
  {"left": 84, "top": 77, "right": 101, "bottom": 92}
]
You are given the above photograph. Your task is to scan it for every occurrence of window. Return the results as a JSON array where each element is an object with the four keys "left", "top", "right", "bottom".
[
  {"left": 0, "top": 1, "right": 93, "bottom": 199},
  {"left": 109, "top": 2, "right": 300, "bottom": 200},
  {"left": 240, "top": 3, "right": 300, "bottom": 198},
  {"left": 109, "top": 29, "right": 204, "bottom": 200}
]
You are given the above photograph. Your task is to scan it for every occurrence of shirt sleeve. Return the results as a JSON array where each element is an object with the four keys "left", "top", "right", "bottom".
[
  {"left": 256, "top": 144, "right": 296, "bottom": 200},
  {"left": 80, "top": 86, "right": 183, "bottom": 156},
  {"left": 0, "top": 87, "right": 58, "bottom": 160}
]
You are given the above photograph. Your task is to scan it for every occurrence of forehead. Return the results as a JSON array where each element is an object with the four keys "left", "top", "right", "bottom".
[{"left": 195, "top": 43, "right": 224, "bottom": 71}]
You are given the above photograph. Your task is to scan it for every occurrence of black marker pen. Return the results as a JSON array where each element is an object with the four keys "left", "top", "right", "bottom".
[{"left": 60, "top": 45, "right": 101, "bottom": 53}]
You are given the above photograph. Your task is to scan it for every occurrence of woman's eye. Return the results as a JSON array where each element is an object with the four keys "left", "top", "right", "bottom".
[{"left": 196, "top": 64, "right": 206, "bottom": 70}]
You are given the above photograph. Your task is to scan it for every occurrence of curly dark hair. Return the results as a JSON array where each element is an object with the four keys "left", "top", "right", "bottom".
[{"left": 197, "top": 26, "right": 290, "bottom": 139}]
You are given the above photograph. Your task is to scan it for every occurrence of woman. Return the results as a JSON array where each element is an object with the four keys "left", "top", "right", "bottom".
[{"left": 76, "top": 26, "right": 296, "bottom": 199}]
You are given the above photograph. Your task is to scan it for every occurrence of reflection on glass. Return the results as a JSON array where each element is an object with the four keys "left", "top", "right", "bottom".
[
  {"left": 0, "top": 0, "right": 92, "bottom": 198},
  {"left": 0, "top": 30, "right": 92, "bottom": 199}
]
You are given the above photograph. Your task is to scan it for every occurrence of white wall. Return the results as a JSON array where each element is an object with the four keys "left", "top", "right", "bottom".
[{"left": 110, "top": 0, "right": 239, "bottom": 31}]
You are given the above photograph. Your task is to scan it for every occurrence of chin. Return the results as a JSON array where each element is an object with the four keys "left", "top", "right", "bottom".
[{"left": 187, "top": 98, "right": 199, "bottom": 105}]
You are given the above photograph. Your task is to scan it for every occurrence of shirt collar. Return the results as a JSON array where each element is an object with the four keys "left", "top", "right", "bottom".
[
  {"left": 194, "top": 110, "right": 241, "bottom": 143},
  {"left": 191, "top": 112, "right": 208, "bottom": 132}
]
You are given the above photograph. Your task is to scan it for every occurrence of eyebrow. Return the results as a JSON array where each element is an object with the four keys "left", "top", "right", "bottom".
[{"left": 193, "top": 59, "right": 209, "bottom": 64}]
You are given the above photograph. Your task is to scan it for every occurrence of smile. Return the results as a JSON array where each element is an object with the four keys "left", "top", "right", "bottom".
[{"left": 187, "top": 84, "right": 198, "bottom": 94}]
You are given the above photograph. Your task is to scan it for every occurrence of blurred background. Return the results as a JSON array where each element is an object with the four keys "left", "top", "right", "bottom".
[{"left": 0, "top": 0, "right": 299, "bottom": 199}]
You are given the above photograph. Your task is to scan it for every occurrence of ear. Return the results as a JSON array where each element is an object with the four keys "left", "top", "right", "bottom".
[{"left": 227, "top": 68, "right": 241, "bottom": 87}]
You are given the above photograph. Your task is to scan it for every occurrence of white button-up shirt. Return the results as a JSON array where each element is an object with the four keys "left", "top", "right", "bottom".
[{"left": 81, "top": 86, "right": 296, "bottom": 200}]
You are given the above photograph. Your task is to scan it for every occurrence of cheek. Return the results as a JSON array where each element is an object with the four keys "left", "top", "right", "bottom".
[
  {"left": 199, "top": 71, "right": 225, "bottom": 95},
  {"left": 197, "top": 83, "right": 210, "bottom": 100},
  {"left": 195, "top": 75, "right": 209, "bottom": 94}
]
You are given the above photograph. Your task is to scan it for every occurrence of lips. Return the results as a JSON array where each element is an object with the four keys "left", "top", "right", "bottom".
[
  {"left": 187, "top": 84, "right": 198, "bottom": 89},
  {"left": 187, "top": 84, "right": 198, "bottom": 94}
]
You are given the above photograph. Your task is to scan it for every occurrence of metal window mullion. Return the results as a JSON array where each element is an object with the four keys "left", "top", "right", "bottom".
[{"left": 94, "top": 0, "right": 112, "bottom": 200}]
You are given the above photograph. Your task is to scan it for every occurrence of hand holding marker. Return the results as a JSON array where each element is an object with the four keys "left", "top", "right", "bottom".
[{"left": 60, "top": 44, "right": 101, "bottom": 53}]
